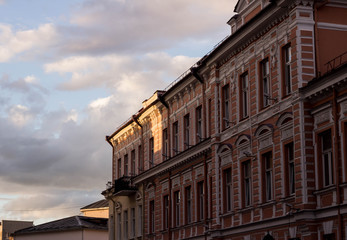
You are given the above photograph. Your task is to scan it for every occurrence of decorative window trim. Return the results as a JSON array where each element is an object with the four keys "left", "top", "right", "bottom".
[
  {"left": 218, "top": 144, "right": 233, "bottom": 167},
  {"left": 255, "top": 124, "right": 273, "bottom": 151},
  {"left": 277, "top": 112, "right": 293, "bottom": 141},
  {"left": 136, "top": 192, "right": 142, "bottom": 202},
  {"left": 115, "top": 201, "right": 122, "bottom": 213},
  {"left": 236, "top": 135, "right": 251, "bottom": 159}
]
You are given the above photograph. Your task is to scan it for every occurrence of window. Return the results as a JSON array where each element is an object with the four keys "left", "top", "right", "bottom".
[
  {"left": 173, "top": 121, "right": 179, "bottom": 155},
  {"left": 262, "top": 152, "right": 273, "bottom": 201},
  {"left": 222, "top": 84, "right": 230, "bottom": 129},
  {"left": 240, "top": 72, "right": 249, "bottom": 119},
  {"left": 184, "top": 114, "right": 190, "bottom": 149},
  {"left": 285, "top": 142, "right": 295, "bottom": 195},
  {"left": 124, "top": 154, "right": 128, "bottom": 176},
  {"left": 197, "top": 181, "right": 204, "bottom": 220},
  {"left": 260, "top": 58, "right": 270, "bottom": 108},
  {"left": 117, "top": 213, "right": 121, "bottom": 240},
  {"left": 149, "top": 200, "right": 155, "bottom": 233},
  {"left": 174, "top": 190, "right": 180, "bottom": 227},
  {"left": 196, "top": 106, "right": 203, "bottom": 143},
  {"left": 320, "top": 130, "right": 333, "bottom": 187},
  {"left": 131, "top": 208, "right": 135, "bottom": 238},
  {"left": 224, "top": 168, "right": 232, "bottom": 212},
  {"left": 149, "top": 137, "right": 154, "bottom": 166},
  {"left": 243, "top": 160, "right": 251, "bottom": 207},
  {"left": 163, "top": 128, "right": 168, "bottom": 160},
  {"left": 117, "top": 158, "right": 121, "bottom": 179},
  {"left": 137, "top": 205, "right": 142, "bottom": 237},
  {"left": 163, "top": 195, "right": 169, "bottom": 229},
  {"left": 323, "top": 233, "right": 335, "bottom": 240},
  {"left": 185, "top": 186, "right": 192, "bottom": 224},
  {"left": 124, "top": 210, "right": 128, "bottom": 240},
  {"left": 282, "top": 44, "right": 292, "bottom": 96},
  {"left": 138, "top": 145, "right": 143, "bottom": 172},
  {"left": 131, "top": 150, "right": 135, "bottom": 175}
]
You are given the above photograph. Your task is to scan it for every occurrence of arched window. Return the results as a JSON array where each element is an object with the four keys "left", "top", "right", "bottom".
[
  {"left": 277, "top": 113, "right": 295, "bottom": 196},
  {"left": 255, "top": 124, "right": 274, "bottom": 202}
]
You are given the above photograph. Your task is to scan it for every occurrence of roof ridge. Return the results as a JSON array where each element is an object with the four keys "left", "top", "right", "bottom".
[{"left": 75, "top": 216, "right": 82, "bottom": 226}]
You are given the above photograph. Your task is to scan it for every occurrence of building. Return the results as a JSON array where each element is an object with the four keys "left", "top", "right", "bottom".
[
  {"left": 102, "top": 0, "right": 347, "bottom": 239},
  {"left": 11, "top": 200, "right": 109, "bottom": 240},
  {"left": 80, "top": 199, "right": 109, "bottom": 218},
  {"left": 12, "top": 216, "right": 108, "bottom": 240},
  {"left": 0, "top": 220, "right": 33, "bottom": 240}
]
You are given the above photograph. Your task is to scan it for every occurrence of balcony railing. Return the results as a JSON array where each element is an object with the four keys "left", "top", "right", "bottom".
[
  {"left": 105, "top": 176, "right": 137, "bottom": 196},
  {"left": 324, "top": 51, "right": 347, "bottom": 75}
]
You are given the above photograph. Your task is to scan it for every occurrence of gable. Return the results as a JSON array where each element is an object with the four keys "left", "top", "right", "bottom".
[
  {"left": 234, "top": 0, "right": 251, "bottom": 13},
  {"left": 234, "top": 0, "right": 270, "bottom": 14}
]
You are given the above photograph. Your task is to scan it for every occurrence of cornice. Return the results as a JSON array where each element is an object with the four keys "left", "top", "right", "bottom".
[{"left": 132, "top": 138, "right": 211, "bottom": 184}]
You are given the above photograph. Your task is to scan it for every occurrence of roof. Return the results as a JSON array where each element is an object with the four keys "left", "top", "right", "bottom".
[
  {"left": 13, "top": 216, "right": 108, "bottom": 235},
  {"left": 80, "top": 199, "right": 108, "bottom": 210}
]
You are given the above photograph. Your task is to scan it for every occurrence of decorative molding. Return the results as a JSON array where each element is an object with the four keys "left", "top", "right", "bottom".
[
  {"left": 340, "top": 100, "right": 347, "bottom": 115},
  {"left": 162, "top": 181, "right": 169, "bottom": 193},
  {"left": 172, "top": 176, "right": 180, "bottom": 187},
  {"left": 289, "top": 226, "right": 297, "bottom": 238},
  {"left": 136, "top": 192, "right": 142, "bottom": 202},
  {"left": 259, "top": 133, "right": 273, "bottom": 150},
  {"left": 314, "top": 108, "right": 332, "bottom": 128},
  {"left": 183, "top": 171, "right": 192, "bottom": 183},
  {"left": 195, "top": 166, "right": 204, "bottom": 177},
  {"left": 148, "top": 190, "right": 154, "bottom": 199},
  {"left": 323, "top": 220, "right": 334, "bottom": 234},
  {"left": 281, "top": 126, "right": 293, "bottom": 141}
]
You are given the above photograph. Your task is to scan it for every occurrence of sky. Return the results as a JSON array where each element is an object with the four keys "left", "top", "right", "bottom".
[{"left": 0, "top": 0, "right": 237, "bottom": 224}]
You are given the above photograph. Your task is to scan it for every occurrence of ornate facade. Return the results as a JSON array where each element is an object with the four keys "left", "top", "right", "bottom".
[{"left": 102, "top": 0, "right": 347, "bottom": 239}]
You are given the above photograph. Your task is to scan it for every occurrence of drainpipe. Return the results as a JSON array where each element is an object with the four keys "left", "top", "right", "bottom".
[
  {"left": 332, "top": 88, "right": 342, "bottom": 240},
  {"left": 214, "top": 69, "right": 221, "bottom": 227},
  {"left": 142, "top": 182, "right": 145, "bottom": 240},
  {"left": 204, "top": 152, "right": 208, "bottom": 240},
  {"left": 168, "top": 171, "right": 172, "bottom": 240}
]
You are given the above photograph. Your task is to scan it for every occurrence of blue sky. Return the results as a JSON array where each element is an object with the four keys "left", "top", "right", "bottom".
[{"left": 0, "top": 0, "right": 236, "bottom": 224}]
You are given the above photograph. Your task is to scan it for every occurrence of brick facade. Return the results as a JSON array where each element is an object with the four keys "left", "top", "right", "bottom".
[{"left": 102, "top": 0, "right": 347, "bottom": 239}]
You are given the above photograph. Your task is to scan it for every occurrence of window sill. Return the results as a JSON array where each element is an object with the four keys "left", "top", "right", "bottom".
[
  {"left": 313, "top": 185, "right": 336, "bottom": 195},
  {"left": 221, "top": 211, "right": 235, "bottom": 218},
  {"left": 239, "top": 116, "right": 249, "bottom": 122},
  {"left": 258, "top": 200, "right": 276, "bottom": 208},
  {"left": 237, "top": 205, "right": 254, "bottom": 213},
  {"left": 280, "top": 195, "right": 295, "bottom": 203}
]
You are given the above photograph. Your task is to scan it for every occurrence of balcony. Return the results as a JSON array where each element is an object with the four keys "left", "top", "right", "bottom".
[
  {"left": 103, "top": 176, "right": 137, "bottom": 197},
  {"left": 324, "top": 51, "right": 347, "bottom": 75}
]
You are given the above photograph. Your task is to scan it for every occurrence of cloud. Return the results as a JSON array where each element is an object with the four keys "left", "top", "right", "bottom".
[
  {"left": 60, "top": 0, "right": 234, "bottom": 55},
  {"left": 0, "top": 0, "right": 234, "bottom": 62},
  {"left": 0, "top": 74, "right": 49, "bottom": 116},
  {"left": 44, "top": 53, "right": 199, "bottom": 91},
  {"left": 0, "top": 23, "right": 58, "bottom": 62},
  {"left": 2, "top": 190, "right": 101, "bottom": 224},
  {"left": 0, "top": 0, "right": 238, "bottom": 224},
  {"left": 7, "top": 105, "right": 33, "bottom": 127}
]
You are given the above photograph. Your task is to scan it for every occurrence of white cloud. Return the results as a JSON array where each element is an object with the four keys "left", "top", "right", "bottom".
[
  {"left": 0, "top": 23, "right": 58, "bottom": 62},
  {"left": 24, "top": 75, "right": 37, "bottom": 84},
  {"left": 89, "top": 96, "right": 112, "bottom": 109},
  {"left": 8, "top": 105, "right": 33, "bottom": 127},
  {"left": 44, "top": 53, "right": 199, "bottom": 91},
  {"left": 57, "top": 0, "right": 235, "bottom": 55}
]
